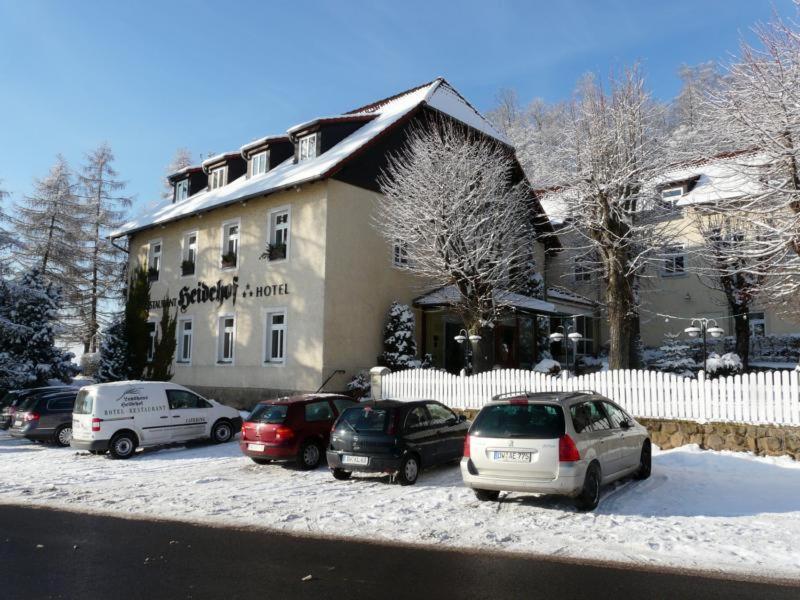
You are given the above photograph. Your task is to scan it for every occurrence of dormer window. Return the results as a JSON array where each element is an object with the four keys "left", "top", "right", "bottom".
[
  {"left": 660, "top": 186, "right": 683, "bottom": 204},
  {"left": 298, "top": 133, "right": 317, "bottom": 162},
  {"left": 175, "top": 179, "right": 189, "bottom": 203},
  {"left": 209, "top": 166, "right": 227, "bottom": 190},
  {"left": 251, "top": 151, "right": 268, "bottom": 177}
]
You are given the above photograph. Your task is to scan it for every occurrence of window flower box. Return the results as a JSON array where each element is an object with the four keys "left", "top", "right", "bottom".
[{"left": 221, "top": 251, "right": 237, "bottom": 269}]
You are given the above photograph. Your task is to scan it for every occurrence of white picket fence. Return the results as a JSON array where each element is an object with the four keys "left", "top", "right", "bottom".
[{"left": 379, "top": 368, "right": 800, "bottom": 426}]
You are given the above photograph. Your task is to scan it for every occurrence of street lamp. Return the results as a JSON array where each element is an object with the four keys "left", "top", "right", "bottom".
[
  {"left": 454, "top": 328, "right": 481, "bottom": 375},
  {"left": 684, "top": 318, "right": 724, "bottom": 371},
  {"left": 549, "top": 322, "right": 583, "bottom": 374}
]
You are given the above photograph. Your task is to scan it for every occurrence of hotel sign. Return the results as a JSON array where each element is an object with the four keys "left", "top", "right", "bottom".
[{"left": 148, "top": 277, "right": 290, "bottom": 313}]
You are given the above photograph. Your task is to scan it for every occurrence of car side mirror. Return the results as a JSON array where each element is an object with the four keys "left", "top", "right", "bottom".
[
  {"left": 620, "top": 419, "right": 631, "bottom": 430},
  {"left": 458, "top": 414, "right": 467, "bottom": 423}
]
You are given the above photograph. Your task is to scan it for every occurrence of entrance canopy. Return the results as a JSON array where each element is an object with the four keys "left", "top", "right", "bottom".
[{"left": 413, "top": 285, "right": 556, "bottom": 315}]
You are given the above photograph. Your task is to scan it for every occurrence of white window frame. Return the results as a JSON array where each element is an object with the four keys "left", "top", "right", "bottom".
[
  {"left": 263, "top": 308, "right": 288, "bottom": 366},
  {"left": 217, "top": 314, "right": 236, "bottom": 365},
  {"left": 177, "top": 317, "right": 193, "bottom": 365},
  {"left": 298, "top": 133, "right": 317, "bottom": 162},
  {"left": 660, "top": 186, "right": 684, "bottom": 205},
  {"left": 573, "top": 258, "right": 591, "bottom": 282},
  {"left": 181, "top": 230, "right": 198, "bottom": 278},
  {"left": 393, "top": 240, "right": 409, "bottom": 268},
  {"left": 251, "top": 151, "right": 268, "bottom": 177},
  {"left": 661, "top": 245, "right": 687, "bottom": 277},
  {"left": 220, "top": 218, "right": 240, "bottom": 270},
  {"left": 175, "top": 178, "right": 189, "bottom": 202},
  {"left": 146, "top": 319, "right": 158, "bottom": 363},
  {"left": 209, "top": 166, "right": 227, "bottom": 190},
  {"left": 748, "top": 311, "right": 766, "bottom": 337},
  {"left": 267, "top": 205, "right": 291, "bottom": 262},
  {"left": 148, "top": 239, "right": 162, "bottom": 280}
]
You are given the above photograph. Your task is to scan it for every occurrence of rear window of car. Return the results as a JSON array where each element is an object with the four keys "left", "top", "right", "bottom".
[
  {"left": 73, "top": 390, "right": 93, "bottom": 415},
  {"left": 248, "top": 403, "right": 289, "bottom": 424},
  {"left": 470, "top": 403, "right": 565, "bottom": 439},
  {"left": 336, "top": 406, "right": 391, "bottom": 433},
  {"left": 18, "top": 396, "right": 41, "bottom": 412}
]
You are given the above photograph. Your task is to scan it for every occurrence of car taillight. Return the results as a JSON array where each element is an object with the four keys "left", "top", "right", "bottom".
[
  {"left": 559, "top": 434, "right": 580, "bottom": 462},
  {"left": 24, "top": 412, "right": 40, "bottom": 422},
  {"left": 91, "top": 418, "right": 102, "bottom": 432},
  {"left": 463, "top": 435, "right": 471, "bottom": 458},
  {"left": 275, "top": 426, "right": 294, "bottom": 441}
]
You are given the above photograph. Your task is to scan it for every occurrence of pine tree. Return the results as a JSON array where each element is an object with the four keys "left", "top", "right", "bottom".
[
  {"left": 0, "top": 269, "right": 80, "bottom": 389},
  {"left": 145, "top": 298, "right": 177, "bottom": 381},
  {"left": 96, "top": 315, "right": 130, "bottom": 383},
  {"left": 125, "top": 266, "right": 151, "bottom": 380},
  {"left": 379, "top": 302, "right": 424, "bottom": 371},
  {"left": 8, "top": 156, "right": 84, "bottom": 294},
  {"left": 651, "top": 333, "right": 698, "bottom": 377},
  {"left": 75, "top": 144, "right": 133, "bottom": 353},
  {"left": 162, "top": 148, "right": 193, "bottom": 201}
]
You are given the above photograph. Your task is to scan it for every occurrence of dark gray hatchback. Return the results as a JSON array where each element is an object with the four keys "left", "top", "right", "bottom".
[
  {"left": 9, "top": 390, "right": 78, "bottom": 446},
  {"left": 326, "top": 399, "right": 468, "bottom": 485}
]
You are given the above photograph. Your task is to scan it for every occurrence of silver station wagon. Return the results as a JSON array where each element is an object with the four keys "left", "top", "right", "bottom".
[{"left": 461, "top": 391, "right": 651, "bottom": 511}]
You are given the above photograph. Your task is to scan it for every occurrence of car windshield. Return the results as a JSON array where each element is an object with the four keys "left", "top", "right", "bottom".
[
  {"left": 470, "top": 403, "right": 565, "bottom": 439},
  {"left": 248, "top": 403, "right": 288, "bottom": 424},
  {"left": 73, "top": 390, "right": 93, "bottom": 415},
  {"left": 337, "top": 406, "right": 390, "bottom": 433}
]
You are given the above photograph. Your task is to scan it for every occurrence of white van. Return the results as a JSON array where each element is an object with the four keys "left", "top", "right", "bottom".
[{"left": 70, "top": 381, "right": 242, "bottom": 459}]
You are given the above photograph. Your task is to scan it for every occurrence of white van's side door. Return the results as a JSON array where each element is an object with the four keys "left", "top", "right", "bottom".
[
  {"left": 138, "top": 387, "right": 173, "bottom": 444},
  {"left": 166, "top": 389, "right": 211, "bottom": 441}
]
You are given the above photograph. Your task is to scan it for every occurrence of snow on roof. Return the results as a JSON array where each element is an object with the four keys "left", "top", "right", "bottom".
[
  {"left": 546, "top": 286, "right": 597, "bottom": 307},
  {"left": 239, "top": 135, "right": 290, "bottom": 155},
  {"left": 200, "top": 152, "right": 242, "bottom": 170},
  {"left": 413, "top": 285, "right": 555, "bottom": 314},
  {"left": 113, "top": 78, "right": 506, "bottom": 239}
]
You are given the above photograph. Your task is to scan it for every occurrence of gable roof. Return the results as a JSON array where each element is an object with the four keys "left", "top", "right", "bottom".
[{"left": 111, "top": 78, "right": 508, "bottom": 239}]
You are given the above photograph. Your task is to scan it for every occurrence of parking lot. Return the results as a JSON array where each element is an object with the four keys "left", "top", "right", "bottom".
[{"left": 1, "top": 430, "right": 799, "bottom": 581}]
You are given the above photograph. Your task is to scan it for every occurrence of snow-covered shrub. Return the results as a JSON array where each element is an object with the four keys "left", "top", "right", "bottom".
[
  {"left": 649, "top": 333, "right": 699, "bottom": 378},
  {"left": 705, "top": 352, "right": 744, "bottom": 378},
  {"left": 536, "top": 315, "right": 552, "bottom": 360},
  {"left": 346, "top": 371, "right": 370, "bottom": 399},
  {"left": 533, "top": 358, "right": 561, "bottom": 375},
  {"left": 379, "top": 302, "right": 430, "bottom": 371},
  {"left": 96, "top": 316, "right": 129, "bottom": 383}
]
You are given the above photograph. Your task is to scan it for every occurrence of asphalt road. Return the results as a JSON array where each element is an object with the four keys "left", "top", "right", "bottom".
[{"left": 1, "top": 505, "right": 797, "bottom": 600}]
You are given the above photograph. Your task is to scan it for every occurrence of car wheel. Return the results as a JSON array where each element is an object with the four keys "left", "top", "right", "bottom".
[
  {"left": 211, "top": 420, "right": 233, "bottom": 444},
  {"left": 634, "top": 440, "right": 652, "bottom": 480},
  {"left": 297, "top": 440, "right": 322, "bottom": 470},
  {"left": 575, "top": 462, "right": 601, "bottom": 511},
  {"left": 251, "top": 457, "right": 271, "bottom": 465},
  {"left": 332, "top": 468, "right": 352, "bottom": 481},
  {"left": 474, "top": 489, "right": 500, "bottom": 502},
  {"left": 54, "top": 425, "right": 72, "bottom": 447},
  {"left": 109, "top": 433, "right": 137, "bottom": 460},
  {"left": 397, "top": 454, "right": 420, "bottom": 486}
]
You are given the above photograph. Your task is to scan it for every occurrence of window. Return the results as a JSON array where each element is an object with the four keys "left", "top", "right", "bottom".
[
  {"left": 661, "top": 245, "right": 686, "bottom": 277},
  {"left": 221, "top": 221, "right": 239, "bottom": 268},
  {"left": 602, "top": 402, "right": 630, "bottom": 429},
  {"left": 166, "top": 390, "right": 210, "bottom": 410},
  {"left": 426, "top": 402, "right": 456, "bottom": 426},
  {"left": 146, "top": 321, "right": 157, "bottom": 362},
  {"left": 393, "top": 240, "right": 409, "bottom": 268},
  {"left": 182, "top": 231, "right": 197, "bottom": 276},
  {"left": 298, "top": 133, "right": 317, "bottom": 161},
  {"left": 48, "top": 397, "right": 75, "bottom": 412},
  {"left": 660, "top": 186, "right": 684, "bottom": 204},
  {"left": 404, "top": 406, "right": 431, "bottom": 432},
  {"left": 147, "top": 240, "right": 162, "bottom": 280},
  {"left": 264, "top": 310, "right": 287, "bottom": 364},
  {"left": 331, "top": 398, "right": 356, "bottom": 414},
  {"left": 217, "top": 316, "right": 235, "bottom": 364},
  {"left": 569, "top": 401, "right": 611, "bottom": 434},
  {"left": 209, "top": 166, "right": 227, "bottom": 190},
  {"left": 748, "top": 311, "right": 766, "bottom": 337},
  {"left": 251, "top": 151, "right": 268, "bottom": 176},
  {"left": 248, "top": 403, "right": 288, "bottom": 424},
  {"left": 470, "top": 404, "right": 565, "bottom": 439},
  {"left": 573, "top": 315, "right": 595, "bottom": 356},
  {"left": 573, "top": 258, "right": 591, "bottom": 282},
  {"left": 268, "top": 208, "right": 290, "bottom": 261},
  {"left": 304, "top": 400, "right": 334, "bottom": 422},
  {"left": 177, "top": 319, "right": 193, "bottom": 364},
  {"left": 175, "top": 179, "right": 189, "bottom": 202}
]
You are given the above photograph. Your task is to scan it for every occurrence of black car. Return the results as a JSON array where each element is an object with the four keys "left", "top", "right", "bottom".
[
  {"left": 326, "top": 400, "right": 469, "bottom": 485},
  {"left": 8, "top": 390, "right": 78, "bottom": 446},
  {"left": 0, "top": 386, "right": 74, "bottom": 430}
]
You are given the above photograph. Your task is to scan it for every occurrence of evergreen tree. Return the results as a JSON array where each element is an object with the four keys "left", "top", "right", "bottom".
[
  {"left": 651, "top": 333, "right": 699, "bottom": 377},
  {"left": 0, "top": 269, "right": 80, "bottom": 389},
  {"left": 379, "top": 302, "right": 425, "bottom": 371},
  {"left": 76, "top": 144, "right": 132, "bottom": 353},
  {"left": 162, "top": 148, "right": 193, "bottom": 200},
  {"left": 125, "top": 266, "right": 151, "bottom": 380},
  {"left": 145, "top": 298, "right": 177, "bottom": 381},
  {"left": 96, "top": 315, "right": 130, "bottom": 383}
]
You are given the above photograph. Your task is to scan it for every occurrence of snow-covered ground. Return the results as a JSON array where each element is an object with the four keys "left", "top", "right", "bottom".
[{"left": 1, "top": 430, "right": 799, "bottom": 580}]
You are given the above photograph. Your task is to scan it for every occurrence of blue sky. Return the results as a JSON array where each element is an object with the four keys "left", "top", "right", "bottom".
[{"left": 0, "top": 0, "right": 795, "bottom": 217}]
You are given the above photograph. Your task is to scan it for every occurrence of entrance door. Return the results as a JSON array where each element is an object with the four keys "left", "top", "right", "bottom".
[
  {"left": 494, "top": 324, "right": 517, "bottom": 368},
  {"left": 444, "top": 322, "right": 466, "bottom": 375}
]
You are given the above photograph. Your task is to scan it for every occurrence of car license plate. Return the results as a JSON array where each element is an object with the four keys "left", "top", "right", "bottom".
[
  {"left": 248, "top": 443, "right": 265, "bottom": 452},
  {"left": 493, "top": 451, "right": 532, "bottom": 463},
  {"left": 342, "top": 454, "right": 369, "bottom": 466},
  {"left": 13, "top": 420, "right": 22, "bottom": 427}
]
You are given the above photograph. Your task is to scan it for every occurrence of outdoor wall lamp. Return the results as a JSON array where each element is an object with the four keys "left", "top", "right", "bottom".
[
  {"left": 549, "top": 323, "right": 583, "bottom": 374},
  {"left": 454, "top": 329, "right": 481, "bottom": 375},
  {"left": 684, "top": 318, "right": 724, "bottom": 368}
]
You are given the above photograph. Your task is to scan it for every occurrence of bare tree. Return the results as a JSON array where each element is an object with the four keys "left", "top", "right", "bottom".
[
  {"left": 375, "top": 118, "right": 536, "bottom": 364},
  {"left": 0, "top": 182, "right": 13, "bottom": 273},
  {"left": 76, "top": 144, "right": 133, "bottom": 353},
  {"left": 162, "top": 147, "right": 193, "bottom": 201},
  {"left": 533, "top": 68, "right": 673, "bottom": 369}
]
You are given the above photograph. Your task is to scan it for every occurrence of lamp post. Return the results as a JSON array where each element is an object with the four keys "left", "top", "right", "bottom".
[
  {"left": 454, "top": 328, "right": 482, "bottom": 375},
  {"left": 684, "top": 318, "right": 724, "bottom": 371},
  {"left": 549, "top": 323, "right": 583, "bottom": 374}
]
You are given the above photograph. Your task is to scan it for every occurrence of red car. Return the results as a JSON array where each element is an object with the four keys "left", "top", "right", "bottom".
[{"left": 241, "top": 394, "right": 358, "bottom": 469}]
